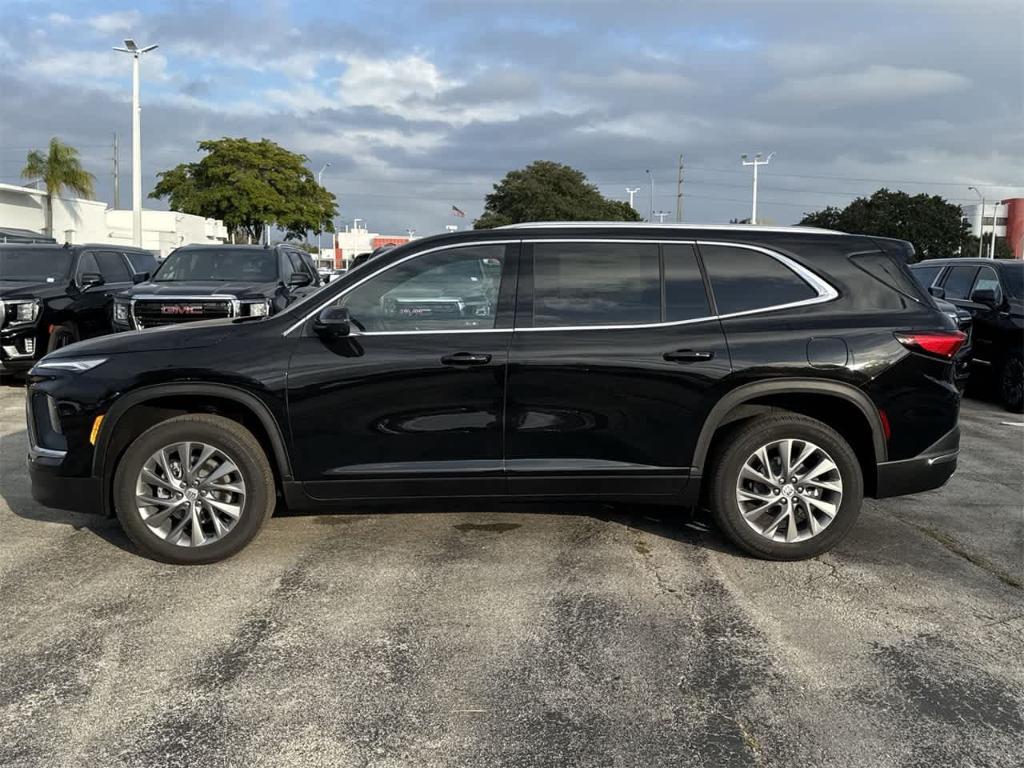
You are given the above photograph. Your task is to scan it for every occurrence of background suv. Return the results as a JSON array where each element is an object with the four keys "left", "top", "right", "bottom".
[
  {"left": 910, "top": 258, "right": 1023, "bottom": 411},
  {"left": 27, "top": 224, "right": 964, "bottom": 564},
  {"left": 113, "top": 244, "right": 323, "bottom": 330},
  {"left": 0, "top": 243, "right": 156, "bottom": 372}
]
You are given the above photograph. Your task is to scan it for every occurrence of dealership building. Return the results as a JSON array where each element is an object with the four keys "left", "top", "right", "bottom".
[
  {"left": 318, "top": 220, "right": 415, "bottom": 269},
  {"left": 0, "top": 182, "right": 228, "bottom": 256},
  {"left": 961, "top": 197, "right": 1024, "bottom": 259}
]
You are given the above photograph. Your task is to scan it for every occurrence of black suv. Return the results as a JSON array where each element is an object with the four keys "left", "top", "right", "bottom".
[
  {"left": 27, "top": 224, "right": 965, "bottom": 564},
  {"left": 910, "top": 258, "right": 1023, "bottom": 411},
  {"left": 113, "top": 244, "right": 323, "bottom": 330},
  {"left": 0, "top": 243, "right": 156, "bottom": 373}
]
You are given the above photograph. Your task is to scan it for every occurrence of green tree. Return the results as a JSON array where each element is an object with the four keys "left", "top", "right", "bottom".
[
  {"left": 474, "top": 161, "right": 642, "bottom": 229},
  {"left": 21, "top": 137, "right": 96, "bottom": 237},
  {"left": 799, "top": 188, "right": 970, "bottom": 260},
  {"left": 150, "top": 138, "right": 337, "bottom": 243}
]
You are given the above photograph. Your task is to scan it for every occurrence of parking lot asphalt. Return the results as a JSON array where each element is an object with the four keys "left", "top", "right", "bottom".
[{"left": 0, "top": 382, "right": 1021, "bottom": 768}]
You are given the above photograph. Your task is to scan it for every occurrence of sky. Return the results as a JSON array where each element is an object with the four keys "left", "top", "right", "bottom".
[{"left": 0, "top": 0, "right": 1021, "bottom": 237}]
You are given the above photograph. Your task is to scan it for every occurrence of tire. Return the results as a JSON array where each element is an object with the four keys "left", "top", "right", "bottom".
[
  {"left": 46, "top": 322, "right": 79, "bottom": 353},
  {"left": 706, "top": 414, "right": 864, "bottom": 561},
  {"left": 998, "top": 352, "right": 1023, "bottom": 413},
  {"left": 113, "top": 414, "right": 276, "bottom": 564}
]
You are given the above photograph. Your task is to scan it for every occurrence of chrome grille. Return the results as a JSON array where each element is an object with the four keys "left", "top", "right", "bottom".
[{"left": 132, "top": 298, "right": 235, "bottom": 329}]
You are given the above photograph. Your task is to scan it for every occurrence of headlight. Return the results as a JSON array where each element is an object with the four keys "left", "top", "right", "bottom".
[
  {"left": 33, "top": 357, "right": 108, "bottom": 373},
  {"left": 7, "top": 299, "right": 40, "bottom": 324},
  {"left": 247, "top": 300, "right": 271, "bottom": 317},
  {"left": 114, "top": 302, "right": 130, "bottom": 323}
]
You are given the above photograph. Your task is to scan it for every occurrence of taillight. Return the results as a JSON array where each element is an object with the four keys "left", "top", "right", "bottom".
[{"left": 895, "top": 330, "right": 967, "bottom": 359}]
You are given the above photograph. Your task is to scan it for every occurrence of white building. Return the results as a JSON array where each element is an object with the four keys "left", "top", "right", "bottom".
[
  {"left": 961, "top": 201, "right": 1009, "bottom": 240},
  {"left": 317, "top": 220, "right": 414, "bottom": 269},
  {"left": 0, "top": 182, "right": 227, "bottom": 256}
]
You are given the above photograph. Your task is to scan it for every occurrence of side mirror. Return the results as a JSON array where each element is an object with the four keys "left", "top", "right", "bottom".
[
  {"left": 288, "top": 272, "right": 313, "bottom": 287},
  {"left": 132, "top": 271, "right": 149, "bottom": 284},
  {"left": 928, "top": 286, "right": 946, "bottom": 299},
  {"left": 970, "top": 287, "right": 998, "bottom": 306},
  {"left": 80, "top": 272, "right": 104, "bottom": 289},
  {"left": 313, "top": 306, "right": 351, "bottom": 338}
]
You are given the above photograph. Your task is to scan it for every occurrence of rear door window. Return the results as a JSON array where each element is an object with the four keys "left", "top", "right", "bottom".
[
  {"left": 941, "top": 265, "right": 980, "bottom": 300},
  {"left": 700, "top": 244, "right": 817, "bottom": 315},
  {"left": 531, "top": 242, "right": 661, "bottom": 327}
]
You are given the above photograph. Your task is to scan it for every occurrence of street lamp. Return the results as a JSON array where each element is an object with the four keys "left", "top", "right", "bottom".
[
  {"left": 741, "top": 152, "right": 775, "bottom": 225},
  {"left": 968, "top": 186, "right": 986, "bottom": 259},
  {"left": 645, "top": 170, "right": 654, "bottom": 221},
  {"left": 626, "top": 187, "right": 640, "bottom": 211},
  {"left": 114, "top": 39, "right": 158, "bottom": 248},
  {"left": 316, "top": 162, "right": 331, "bottom": 262}
]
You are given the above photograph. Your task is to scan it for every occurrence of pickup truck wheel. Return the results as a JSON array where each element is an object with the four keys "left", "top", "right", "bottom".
[
  {"left": 46, "top": 323, "right": 79, "bottom": 353},
  {"left": 113, "top": 414, "right": 276, "bottom": 564},
  {"left": 998, "top": 352, "right": 1023, "bottom": 413},
  {"left": 707, "top": 414, "right": 864, "bottom": 561}
]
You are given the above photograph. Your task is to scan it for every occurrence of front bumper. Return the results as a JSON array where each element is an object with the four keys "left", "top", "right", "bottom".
[
  {"left": 29, "top": 452, "right": 103, "bottom": 514},
  {"left": 874, "top": 425, "right": 960, "bottom": 498}
]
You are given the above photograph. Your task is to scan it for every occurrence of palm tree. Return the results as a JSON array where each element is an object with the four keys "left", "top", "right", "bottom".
[{"left": 21, "top": 138, "right": 96, "bottom": 237}]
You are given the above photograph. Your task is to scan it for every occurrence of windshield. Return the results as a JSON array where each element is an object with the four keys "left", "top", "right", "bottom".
[
  {"left": 1001, "top": 263, "right": 1023, "bottom": 298},
  {"left": 154, "top": 249, "right": 279, "bottom": 282},
  {"left": 0, "top": 247, "right": 73, "bottom": 282}
]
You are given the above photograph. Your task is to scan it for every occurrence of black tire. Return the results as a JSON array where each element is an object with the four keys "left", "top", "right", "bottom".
[
  {"left": 706, "top": 414, "right": 864, "bottom": 560},
  {"left": 46, "top": 322, "right": 79, "bottom": 353},
  {"left": 998, "top": 352, "right": 1023, "bottom": 413},
  {"left": 113, "top": 414, "right": 276, "bottom": 564}
]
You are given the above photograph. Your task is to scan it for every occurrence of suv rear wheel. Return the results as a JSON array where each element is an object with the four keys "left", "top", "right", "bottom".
[
  {"left": 113, "top": 414, "right": 276, "bottom": 564},
  {"left": 707, "top": 414, "right": 864, "bottom": 560},
  {"left": 998, "top": 352, "right": 1023, "bottom": 413}
]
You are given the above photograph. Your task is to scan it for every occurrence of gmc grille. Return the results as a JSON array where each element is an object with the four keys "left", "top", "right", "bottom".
[{"left": 133, "top": 299, "right": 234, "bottom": 329}]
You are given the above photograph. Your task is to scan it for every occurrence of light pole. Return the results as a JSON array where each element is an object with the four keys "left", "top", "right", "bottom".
[
  {"left": 626, "top": 187, "right": 640, "bottom": 211},
  {"left": 968, "top": 186, "right": 986, "bottom": 259},
  {"left": 645, "top": 170, "right": 654, "bottom": 221},
  {"left": 741, "top": 152, "right": 775, "bottom": 225},
  {"left": 316, "top": 162, "right": 331, "bottom": 263},
  {"left": 990, "top": 199, "right": 1000, "bottom": 259},
  {"left": 653, "top": 211, "right": 670, "bottom": 223},
  {"left": 114, "top": 39, "right": 158, "bottom": 248}
]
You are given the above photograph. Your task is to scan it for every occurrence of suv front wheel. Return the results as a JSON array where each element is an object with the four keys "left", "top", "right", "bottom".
[
  {"left": 707, "top": 414, "right": 864, "bottom": 560},
  {"left": 113, "top": 414, "right": 276, "bottom": 564}
]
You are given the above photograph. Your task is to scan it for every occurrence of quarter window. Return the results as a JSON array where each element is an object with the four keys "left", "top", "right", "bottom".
[
  {"left": 911, "top": 265, "right": 941, "bottom": 289},
  {"left": 941, "top": 265, "right": 979, "bottom": 300},
  {"left": 532, "top": 242, "right": 661, "bottom": 327},
  {"left": 700, "top": 244, "right": 817, "bottom": 315},
  {"left": 337, "top": 244, "right": 505, "bottom": 332}
]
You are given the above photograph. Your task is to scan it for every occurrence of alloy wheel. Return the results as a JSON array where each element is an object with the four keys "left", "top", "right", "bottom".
[
  {"left": 134, "top": 441, "right": 247, "bottom": 547},
  {"left": 735, "top": 438, "right": 844, "bottom": 544}
]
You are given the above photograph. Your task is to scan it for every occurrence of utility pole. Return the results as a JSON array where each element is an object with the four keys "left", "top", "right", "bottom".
[
  {"left": 626, "top": 187, "right": 640, "bottom": 210},
  {"left": 740, "top": 152, "right": 775, "bottom": 225},
  {"left": 112, "top": 132, "right": 120, "bottom": 209},
  {"left": 645, "top": 169, "right": 654, "bottom": 221},
  {"left": 675, "top": 154, "right": 683, "bottom": 222},
  {"left": 990, "top": 199, "right": 999, "bottom": 258},
  {"left": 316, "top": 162, "right": 331, "bottom": 261},
  {"left": 968, "top": 187, "right": 986, "bottom": 258},
  {"left": 114, "top": 39, "right": 158, "bottom": 247}
]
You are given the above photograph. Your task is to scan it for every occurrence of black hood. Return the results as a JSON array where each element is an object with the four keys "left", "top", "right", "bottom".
[
  {"left": 126, "top": 280, "right": 281, "bottom": 300},
  {"left": 0, "top": 279, "right": 64, "bottom": 299}
]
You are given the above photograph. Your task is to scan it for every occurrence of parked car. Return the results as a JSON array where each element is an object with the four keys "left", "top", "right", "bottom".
[
  {"left": 910, "top": 258, "right": 1023, "bottom": 411},
  {"left": 27, "top": 224, "right": 965, "bottom": 564},
  {"left": 0, "top": 243, "right": 156, "bottom": 373},
  {"left": 113, "top": 244, "right": 323, "bottom": 331}
]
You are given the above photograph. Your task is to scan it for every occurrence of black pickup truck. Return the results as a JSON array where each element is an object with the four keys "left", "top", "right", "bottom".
[
  {"left": 113, "top": 244, "right": 324, "bottom": 330},
  {"left": 0, "top": 243, "right": 156, "bottom": 373}
]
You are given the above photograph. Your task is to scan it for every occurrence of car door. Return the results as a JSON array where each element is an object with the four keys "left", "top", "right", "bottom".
[
  {"left": 286, "top": 240, "right": 517, "bottom": 500},
  {"left": 505, "top": 239, "right": 731, "bottom": 497},
  {"left": 962, "top": 265, "right": 1005, "bottom": 364},
  {"left": 72, "top": 250, "right": 117, "bottom": 338}
]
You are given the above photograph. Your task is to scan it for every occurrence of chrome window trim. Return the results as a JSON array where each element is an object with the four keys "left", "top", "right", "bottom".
[
  {"left": 281, "top": 237, "right": 839, "bottom": 337},
  {"left": 498, "top": 222, "right": 844, "bottom": 235},
  {"left": 131, "top": 294, "right": 241, "bottom": 329}
]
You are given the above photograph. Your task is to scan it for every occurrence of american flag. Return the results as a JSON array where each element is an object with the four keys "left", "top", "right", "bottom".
[{"left": 451, "top": 205, "right": 466, "bottom": 218}]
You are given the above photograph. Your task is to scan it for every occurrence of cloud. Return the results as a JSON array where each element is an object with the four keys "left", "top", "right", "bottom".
[
  {"left": 561, "top": 69, "right": 696, "bottom": 96},
  {"left": 87, "top": 10, "right": 142, "bottom": 34},
  {"left": 771, "top": 65, "right": 971, "bottom": 106}
]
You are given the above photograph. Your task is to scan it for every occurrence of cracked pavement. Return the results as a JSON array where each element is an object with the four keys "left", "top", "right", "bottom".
[{"left": 0, "top": 385, "right": 1021, "bottom": 767}]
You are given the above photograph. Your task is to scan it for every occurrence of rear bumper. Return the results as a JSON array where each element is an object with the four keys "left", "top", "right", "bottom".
[
  {"left": 874, "top": 426, "right": 960, "bottom": 499},
  {"left": 29, "top": 453, "right": 103, "bottom": 514}
]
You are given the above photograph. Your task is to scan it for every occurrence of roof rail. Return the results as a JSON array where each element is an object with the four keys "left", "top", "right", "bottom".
[{"left": 495, "top": 221, "right": 844, "bottom": 235}]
